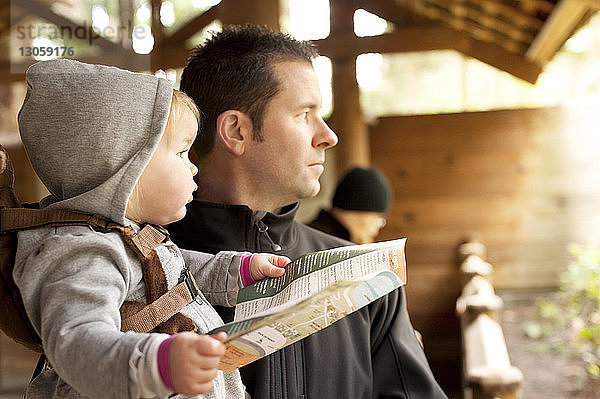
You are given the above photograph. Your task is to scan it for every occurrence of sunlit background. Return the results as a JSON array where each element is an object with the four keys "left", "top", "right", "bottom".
[
  {"left": 10, "top": 0, "right": 600, "bottom": 244},
  {"left": 21, "top": 0, "right": 600, "bottom": 119}
]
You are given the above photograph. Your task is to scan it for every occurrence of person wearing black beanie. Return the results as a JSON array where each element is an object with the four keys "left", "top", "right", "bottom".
[{"left": 308, "top": 166, "right": 393, "bottom": 243}]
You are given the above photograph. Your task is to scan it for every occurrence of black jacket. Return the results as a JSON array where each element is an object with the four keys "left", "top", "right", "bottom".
[{"left": 169, "top": 200, "right": 447, "bottom": 399}]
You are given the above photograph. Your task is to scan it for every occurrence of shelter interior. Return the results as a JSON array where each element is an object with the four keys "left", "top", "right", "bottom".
[{"left": 2, "top": 0, "right": 600, "bottom": 397}]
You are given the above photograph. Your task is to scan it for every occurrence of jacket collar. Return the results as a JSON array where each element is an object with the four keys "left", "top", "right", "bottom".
[{"left": 172, "top": 200, "right": 299, "bottom": 253}]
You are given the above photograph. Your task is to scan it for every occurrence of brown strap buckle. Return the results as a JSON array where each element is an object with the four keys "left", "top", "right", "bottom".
[
  {"left": 120, "top": 278, "right": 197, "bottom": 333},
  {"left": 178, "top": 267, "right": 199, "bottom": 299}
]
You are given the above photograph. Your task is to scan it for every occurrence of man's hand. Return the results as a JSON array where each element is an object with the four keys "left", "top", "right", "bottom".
[
  {"left": 250, "top": 253, "right": 290, "bottom": 281},
  {"left": 168, "top": 332, "right": 227, "bottom": 395}
]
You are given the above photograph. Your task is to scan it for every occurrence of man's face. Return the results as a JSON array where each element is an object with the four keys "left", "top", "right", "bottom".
[{"left": 244, "top": 60, "right": 338, "bottom": 208}]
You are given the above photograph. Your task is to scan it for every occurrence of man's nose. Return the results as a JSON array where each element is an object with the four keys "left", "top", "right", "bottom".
[{"left": 313, "top": 118, "right": 338, "bottom": 149}]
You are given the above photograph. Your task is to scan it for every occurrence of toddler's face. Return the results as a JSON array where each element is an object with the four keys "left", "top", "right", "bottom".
[{"left": 130, "top": 107, "right": 198, "bottom": 225}]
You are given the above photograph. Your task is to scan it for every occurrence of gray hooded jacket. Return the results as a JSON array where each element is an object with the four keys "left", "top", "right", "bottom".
[{"left": 14, "top": 59, "right": 245, "bottom": 399}]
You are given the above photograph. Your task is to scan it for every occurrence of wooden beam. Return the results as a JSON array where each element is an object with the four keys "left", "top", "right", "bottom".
[
  {"left": 163, "top": 4, "right": 221, "bottom": 46},
  {"left": 329, "top": 0, "right": 355, "bottom": 36},
  {"left": 580, "top": 0, "right": 600, "bottom": 9},
  {"left": 152, "top": 3, "right": 222, "bottom": 70},
  {"left": 354, "top": 0, "right": 421, "bottom": 27},
  {"left": 159, "top": 0, "right": 281, "bottom": 68},
  {"left": 118, "top": 0, "right": 135, "bottom": 49},
  {"left": 150, "top": 0, "right": 165, "bottom": 71},
  {"left": 518, "top": 0, "right": 556, "bottom": 15},
  {"left": 480, "top": 0, "right": 545, "bottom": 30},
  {"left": 218, "top": 0, "right": 280, "bottom": 30},
  {"left": 150, "top": 0, "right": 164, "bottom": 44},
  {"left": 424, "top": 0, "right": 536, "bottom": 44},
  {"left": 459, "top": 32, "right": 542, "bottom": 83},
  {"left": 419, "top": 0, "right": 546, "bottom": 32},
  {"left": 154, "top": 44, "right": 191, "bottom": 70},
  {"left": 2, "top": 12, "right": 27, "bottom": 37},
  {"left": 0, "top": 53, "right": 153, "bottom": 83},
  {"left": 314, "top": 22, "right": 542, "bottom": 83},
  {"left": 313, "top": 23, "right": 451, "bottom": 57},
  {"left": 526, "top": 0, "right": 591, "bottom": 64},
  {"left": 9, "top": 0, "right": 147, "bottom": 73}
]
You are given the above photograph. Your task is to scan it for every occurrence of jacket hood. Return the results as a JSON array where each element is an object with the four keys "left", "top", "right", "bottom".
[{"left": 17, "top": 59, "right": 173, "bottom": 225}]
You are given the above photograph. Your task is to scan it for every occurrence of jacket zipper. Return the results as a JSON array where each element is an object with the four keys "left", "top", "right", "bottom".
[
  {"left": 256, "top": 220, "right": 282, "bottom": 252},
  {"left": 255, "top": 218, "right": 309, "bottom": 398},
  {"left": 253, "top": 219, "right": 284, "bottom": 398}
]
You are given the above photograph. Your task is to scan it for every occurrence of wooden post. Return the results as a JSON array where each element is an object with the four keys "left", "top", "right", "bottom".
[
  {"left": 330, "top": 57, "right": 370, "bottom": 173},
  {"left": 328, "top": 0, "right": 370, "bottom": 175},
  {"left": 219, "top": 0, "right": 280, "bottom": 30},
  {"left": 150, "top": 0, "right": 165, "bottom": 71},
  {"left": 456, "top": 238, "right": 523, "bottom": 399}
]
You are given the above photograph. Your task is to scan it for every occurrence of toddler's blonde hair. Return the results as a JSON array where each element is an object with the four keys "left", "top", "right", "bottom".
[
  {"left": 163, "top": 89, "right": 202, "bottom": 145},
  {"left": 126, "top": 90, "right": 201, "bottom": 224}
]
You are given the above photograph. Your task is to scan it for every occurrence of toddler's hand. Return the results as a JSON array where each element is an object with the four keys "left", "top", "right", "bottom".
[
  {"left": 250, "top": 253, "right": 290, "bottom": 282},
  {"left": 168, "top": 331, "right": 227, "bottom": 395}
]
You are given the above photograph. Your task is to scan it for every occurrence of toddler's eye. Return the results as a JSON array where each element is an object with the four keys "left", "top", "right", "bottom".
[{"left": 178, "top": 150, "right": 189, "bottom": 158}]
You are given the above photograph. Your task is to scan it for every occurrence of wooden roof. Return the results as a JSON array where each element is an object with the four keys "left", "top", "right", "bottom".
[
  {"left": 315, "top": 0, "right": 599, "bottom": 83},
  {"left": 0, "top": 0, "right": 598, "bottom": 83},
  {"left": 418, "top": 0, "right": 598, "bottom": 77}
]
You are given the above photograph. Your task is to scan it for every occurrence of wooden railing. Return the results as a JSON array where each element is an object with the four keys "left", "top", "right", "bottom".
[{"left": 456, "top": 238, "right": 523, "bottom": 399}]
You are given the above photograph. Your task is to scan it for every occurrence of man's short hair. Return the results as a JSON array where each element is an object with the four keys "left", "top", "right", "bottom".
[{"left": 180, "top": 24, "right": 318, "bottom": 158}]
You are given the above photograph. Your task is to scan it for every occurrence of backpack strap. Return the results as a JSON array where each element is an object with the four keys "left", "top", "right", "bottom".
[
  {"left": 0, "top": 207, "right": 115, "bottom": 233},
  {"left": 120, "top": 266, "right": 198, "bottom": 333},
  {"left": 119, "top": 224, "right": 197, "bottom": 334},
  {"left": 1, "top": 207, "right": 198, "bottom": 335}
]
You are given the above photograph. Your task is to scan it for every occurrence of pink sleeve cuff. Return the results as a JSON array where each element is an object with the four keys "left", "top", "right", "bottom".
[
  {"left": 240, "top": 254, "right": 256, "bottom": 287},
  {"left": 157, "top": 334, "right": 179, "bottom": 392}
]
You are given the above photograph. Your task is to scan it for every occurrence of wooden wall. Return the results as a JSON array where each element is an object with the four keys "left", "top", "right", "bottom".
[{"left": 370, "top": 105, "right": 600, "bottom": 393}]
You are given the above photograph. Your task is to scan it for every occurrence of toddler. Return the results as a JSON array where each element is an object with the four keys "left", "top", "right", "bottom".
[{"left": 14, "top": 59, "right": 288, "bottom": 399}]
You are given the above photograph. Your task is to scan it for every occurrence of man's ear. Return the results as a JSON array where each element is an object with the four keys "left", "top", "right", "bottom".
[{"left": 216, "top": 110, "right": 253, "bottom": 156}]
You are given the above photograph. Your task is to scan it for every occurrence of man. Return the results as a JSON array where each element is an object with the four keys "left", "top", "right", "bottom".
[
  {"left": 309, "top": 166, "right": 392, "bottom": 244},
  {"left": 169, "top": 25, "right": 447, "bottom": 399}
]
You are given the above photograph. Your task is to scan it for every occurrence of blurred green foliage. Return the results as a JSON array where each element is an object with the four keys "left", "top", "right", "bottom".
[{"left": 525, "top": 244, "right": 600, "bottom": 380}]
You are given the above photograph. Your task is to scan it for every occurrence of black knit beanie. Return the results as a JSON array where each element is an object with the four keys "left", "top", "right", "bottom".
[{"left": 332, "top": 167, "right": 392, "bottom": 214}]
